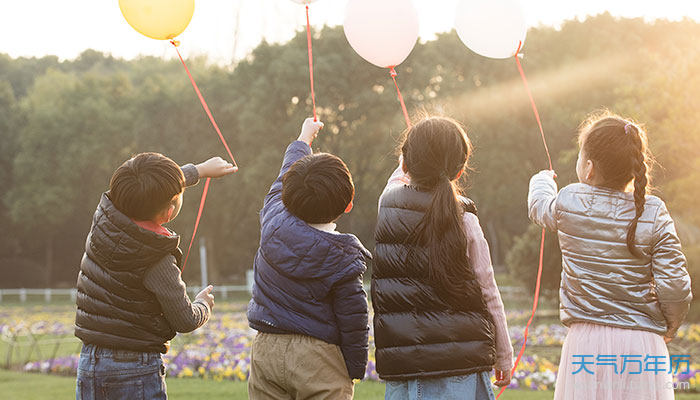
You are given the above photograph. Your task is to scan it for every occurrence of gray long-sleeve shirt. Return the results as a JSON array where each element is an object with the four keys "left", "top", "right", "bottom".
[
  {"left": 143, "top": 255, "right": 210, "bottom": 333},
  {"left": 141, "top": 163, "right": 211, "bottom": 333}
]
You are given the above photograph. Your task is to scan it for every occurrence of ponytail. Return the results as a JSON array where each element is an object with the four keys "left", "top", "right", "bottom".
[
  {"left": 409, "top": 174, "right": 474, "bottom": 303},
  {"left": 401, "top": 117, "right": 478, "bottom": 306}
]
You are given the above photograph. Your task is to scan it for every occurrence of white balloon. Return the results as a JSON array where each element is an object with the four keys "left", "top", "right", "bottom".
[
  {"left": 343, "top": 0, "right": 419, "bottom": 68},
  {"left": 290, "top": 0, "right": 318, "bottom": 4},
  {"left": 455, "top": 0, "right": 527, "bottom": 59}
]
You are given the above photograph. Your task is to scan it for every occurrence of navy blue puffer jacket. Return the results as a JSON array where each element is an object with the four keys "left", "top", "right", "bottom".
[{"left": 247, "top": 141, "right": 371, "bottom": 380}]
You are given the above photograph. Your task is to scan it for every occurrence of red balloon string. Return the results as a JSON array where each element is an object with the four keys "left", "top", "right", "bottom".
[
  {"left": 514, "top": 41, "right": 553, "bottom": 170},
  {"left": 170, "top": 41, "right": 238, "bottom": 272},
  {"left": 182, "top": 177, "right": 211, "bottom": 271},
  {"left": 305, "top": 5, "right": 318, "bottom": 122},
  {"left": 496, "top": 41, "right": 551, "bottom": 399},
  {"left": 389, "top": 67, "right": 411, "bottom": 128},
  {"left": 170, "top": 41, "right": 238, "bottom": 168}
]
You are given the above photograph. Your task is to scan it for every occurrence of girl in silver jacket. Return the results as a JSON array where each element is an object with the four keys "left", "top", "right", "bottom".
[{"left": 528, "top": 112, "right": 691, "bottom": 400}]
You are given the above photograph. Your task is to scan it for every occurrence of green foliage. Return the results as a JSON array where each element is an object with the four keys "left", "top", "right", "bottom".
[
  {"left": 0, "top": 15, "right": 698, "bottom": 294},
  {"left": 506, "top": 224, "right": 562, "bottom": 294}
]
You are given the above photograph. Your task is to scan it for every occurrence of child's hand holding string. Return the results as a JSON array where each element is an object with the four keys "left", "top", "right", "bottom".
[
  {"left": 298, "top": 117, "right": 324, "bottom": 146},
  {"left": 494, "top": 369, "right": 511, "bottom": 387},
  {"left": 196, "top": 157, "right": 238, "bottom": 178},
  {"left": 195, "top": 285, "right": 215, "bottom": 310}
]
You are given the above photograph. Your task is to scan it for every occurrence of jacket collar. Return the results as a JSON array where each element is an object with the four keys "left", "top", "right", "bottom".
[{"left": 88, "top": 193, "right": 181, "bottom": 271}]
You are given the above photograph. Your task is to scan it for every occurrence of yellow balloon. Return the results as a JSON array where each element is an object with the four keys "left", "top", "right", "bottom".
[{"left": 119, "top": 0, "right": 195, "bottom": 40}]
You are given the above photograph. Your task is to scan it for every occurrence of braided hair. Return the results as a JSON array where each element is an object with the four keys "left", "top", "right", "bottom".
[{"left": 578, "top": 113, "right": 652, "bottom": 258}]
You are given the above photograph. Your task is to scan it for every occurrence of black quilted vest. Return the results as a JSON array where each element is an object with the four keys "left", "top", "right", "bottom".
[
  {"left": 74, "top": 193, "right": 180, "bottom": 353},
  {"left": 372, "top": 185, "right": 496, "bottom": 380}
]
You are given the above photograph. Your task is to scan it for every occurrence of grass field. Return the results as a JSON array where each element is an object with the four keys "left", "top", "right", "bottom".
[
  {"left": 2, "top": 370, "right": 699, "bottom": 400},
  {"left": 0, "top": 370, "right": 554, "bottom": 400},
  {"left": 2, "top": 295, "right": 699, "bottom": 398}
]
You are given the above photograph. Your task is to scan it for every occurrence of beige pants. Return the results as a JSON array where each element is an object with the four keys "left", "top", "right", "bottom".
[{"left": 248, "top": 332, "right": 354, "bottom": 400}]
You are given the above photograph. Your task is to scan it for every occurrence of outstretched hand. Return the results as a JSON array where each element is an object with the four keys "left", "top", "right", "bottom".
[
  {"left": 298, "top": 117, "right": 324, "bottom": 146},
  {"left": 196, "top": 157, "right": 238, "bottom": 178},
  {"left": 195, "top": 285, "right": 215, "bottom": 310}
]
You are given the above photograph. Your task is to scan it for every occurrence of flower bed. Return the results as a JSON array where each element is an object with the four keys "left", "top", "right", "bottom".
[{"left": 10, "top": 304, "right": 700, "bottom": 391}]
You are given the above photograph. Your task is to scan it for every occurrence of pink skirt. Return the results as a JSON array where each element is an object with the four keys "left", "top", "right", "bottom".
[{"left": 554, "top": 323, "right": 674, "bottom": 400}]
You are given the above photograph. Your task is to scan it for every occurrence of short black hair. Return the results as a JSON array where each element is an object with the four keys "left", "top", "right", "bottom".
[
  {"left": 282, "top": 153, "right": 354, "bottom": 224},
  {"left": 109, "top": 152, "right": 185, "bottom": 220}
]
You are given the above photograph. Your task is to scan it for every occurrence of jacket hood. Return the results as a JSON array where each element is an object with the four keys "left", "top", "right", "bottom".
[
  {"left": 260, "top": 203, "right": 371, "bottom": 280},
  {"left": 86, "top": 193, "right": 180, "bottom": 271}
]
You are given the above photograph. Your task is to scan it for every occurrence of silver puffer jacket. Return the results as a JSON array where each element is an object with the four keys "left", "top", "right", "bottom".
[{"left": 528, "top": 171, "right": 692, "bottom": 337}]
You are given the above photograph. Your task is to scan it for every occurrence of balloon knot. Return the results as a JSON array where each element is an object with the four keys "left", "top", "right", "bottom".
[
  {"left": 389, "top": 66, "right": 397, "bottom": 77},
  {"left": 170, "top": 40, "right": 181, "bottom": 47}
]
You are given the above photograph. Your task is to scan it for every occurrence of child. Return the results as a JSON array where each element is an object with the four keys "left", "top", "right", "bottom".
[
  {"left": 74, "top": 152, "right": 236, "bottom": 399},
  {"left": 528, "top": 112, "right": 692, "bottom": 399},
  {"left": 373, "top": 116, "right": 513, "bottom": 399},
  {"left": 247, "top": 118, "right": 370, "bottom": 399}
]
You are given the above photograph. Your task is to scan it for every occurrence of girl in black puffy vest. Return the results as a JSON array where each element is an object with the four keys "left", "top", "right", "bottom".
[{"left": 372, "top": 116, "right": 513, "bottom": 399}]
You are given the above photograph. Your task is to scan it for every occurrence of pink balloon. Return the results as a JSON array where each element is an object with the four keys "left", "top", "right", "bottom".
[{"left": 343, "top": 0, "right": 419, "bottom": 69}]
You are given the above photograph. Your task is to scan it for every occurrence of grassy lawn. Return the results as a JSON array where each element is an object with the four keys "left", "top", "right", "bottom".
[
  {"left": 0, "top": 336, "right": 81, "bottom": 367},
  {"left": 0, "top": 370, "right": 530, "bottom": 399},
  {"left": 4, "top": 370, "right": 697, "bottom": 400}
]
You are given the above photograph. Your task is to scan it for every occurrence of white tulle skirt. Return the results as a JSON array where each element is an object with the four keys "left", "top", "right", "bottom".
[{"left": 554, "top": 323, "right": 674, "bottom": 400}]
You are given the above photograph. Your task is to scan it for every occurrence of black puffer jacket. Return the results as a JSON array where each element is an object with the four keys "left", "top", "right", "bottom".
[
  {"left": 74, "top": 193, "right": 180, "bottom": 353},
  {"left": 372, "top": 184, "right": 496, "bottom": 380}
]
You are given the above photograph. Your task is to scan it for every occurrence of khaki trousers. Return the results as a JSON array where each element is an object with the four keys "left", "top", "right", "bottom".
[{"left": 248, "top": 332, "right": 354, "bottom": 400}]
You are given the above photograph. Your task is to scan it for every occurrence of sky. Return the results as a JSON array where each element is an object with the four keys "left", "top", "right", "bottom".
[{"left": 1, "top": 0, "right": 699, "bottom": 64}]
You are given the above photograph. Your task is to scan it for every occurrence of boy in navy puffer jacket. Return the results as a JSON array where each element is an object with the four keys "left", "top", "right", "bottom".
[{"left": 247, "top": 118, "right": 370, "bottom": 399}]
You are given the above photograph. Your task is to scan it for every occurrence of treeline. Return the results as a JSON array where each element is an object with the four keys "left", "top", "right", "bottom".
[{"left": 0, "top": 14, "right": 698, "bottom": 306}]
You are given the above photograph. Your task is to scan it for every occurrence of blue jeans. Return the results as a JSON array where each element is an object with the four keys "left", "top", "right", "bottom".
[
  {"left": 385, "top": 372, "right": 495, "bottom": 400},
  {"left": 76, "top": 344, "right": 167, "bottom": 400}
]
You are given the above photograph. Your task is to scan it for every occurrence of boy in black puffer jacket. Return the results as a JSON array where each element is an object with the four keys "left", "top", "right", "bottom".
[
  {"left": 247, "top": 118, "right": 371, "bottom": 399},
  {"left": 74, "top": 152, "right": 235, "bottom": 400}
]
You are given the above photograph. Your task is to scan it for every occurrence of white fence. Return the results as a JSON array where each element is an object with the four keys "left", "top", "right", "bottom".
[
  {"left": 0, "top": 270, "right": 256, "bottom": 303},
  {"left": 0, "top": 268, "right": 527, "bottom": 303},
  {"left": 0, "top": 285, "right": 258, "bottom": 304}
]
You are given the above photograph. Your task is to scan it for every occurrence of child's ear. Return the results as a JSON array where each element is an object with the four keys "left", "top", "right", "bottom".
[
  {"left": 586, "top": 160, "right": 595, "bottom": 181},
  {"left": 401, "top": 160, "right": 408, "bottom": 173},
  {"left": 344, "top": 200, "right": 354, "bottom": 214},
  {"left": 166, "top": 204, "right": 175, "bottom": 222}
]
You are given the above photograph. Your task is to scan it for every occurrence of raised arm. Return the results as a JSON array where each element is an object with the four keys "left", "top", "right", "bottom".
[
  {"left": 181, "top": 157, "right": 237, "bottom": 188},
  {"left": 651, "top": 202, "right": 692, "bottom": 339},
  {"left": 527, "top": 170, "right": 558, "bottom": 231},
  {"left": 263, "top": 118, "right": 323, "bottom": 208}
]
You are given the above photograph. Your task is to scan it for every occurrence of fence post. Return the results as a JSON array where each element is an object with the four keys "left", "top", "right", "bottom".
[
  {"left": 199, "top": 238, "right": 208, "bottom": 287},
  {"left": 246, "top": 270, "right": 254, "bottom": 294},
  {"left": 44, "top": 288, "right": 51, "bottom": 303},
  {"left": 19, "top": 288, "right": 27, "bottom": 303},
  {"left": 0, "top": 289, "right": 3, "bottom": 303},
  {"left": 222, "top": 286, "right": 228, "bottom": 300}
]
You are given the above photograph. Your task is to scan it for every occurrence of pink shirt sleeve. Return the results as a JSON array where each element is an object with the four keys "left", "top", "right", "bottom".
[
  {"left": 463, "top": 212, "right": 514, "bottom": 372},
  {"left": 378, "top": 160, "right": 411, "bottom": 212}
]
